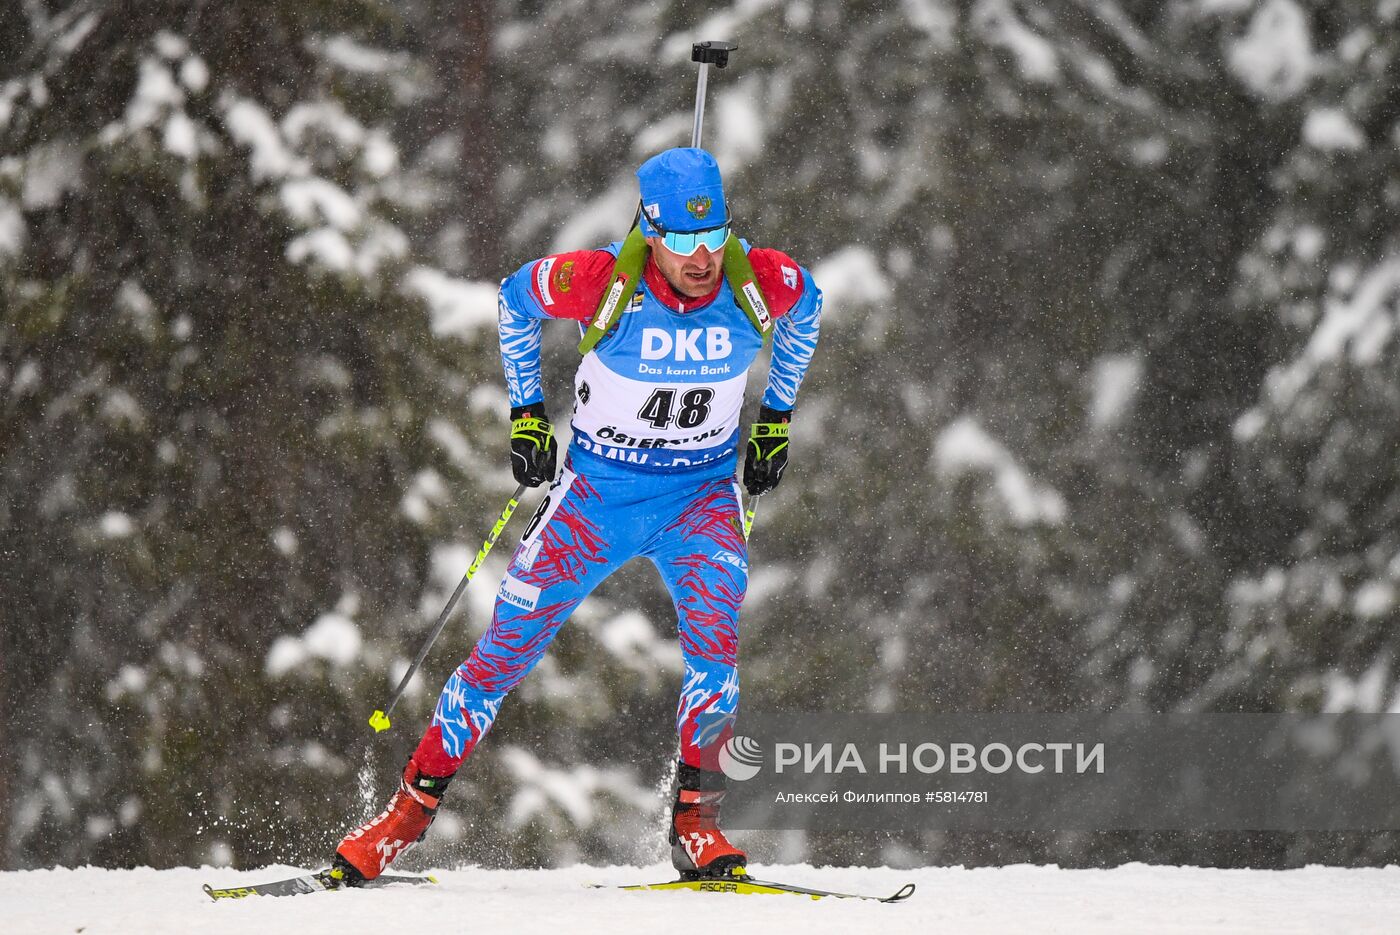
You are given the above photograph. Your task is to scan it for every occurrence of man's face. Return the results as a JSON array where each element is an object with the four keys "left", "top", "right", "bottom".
[{"left": 649, "top": 237, "right": 723, "bottom": 298}]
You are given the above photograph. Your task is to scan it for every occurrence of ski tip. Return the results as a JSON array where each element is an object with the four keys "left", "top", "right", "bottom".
[
  {"left": 885, "top": 882, "right": 916, "bottom": 902},
  {"left": 368, "top": 710, "right": 391, "bottom": 733},
  {"left": 203, "top": 882, "right": 255, "bottom": 902}
]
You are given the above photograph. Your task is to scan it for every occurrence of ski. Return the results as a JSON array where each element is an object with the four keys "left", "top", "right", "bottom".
[
  {"left": 203, "top": 870, "right": 437, "bottom": 901},
  {"left": 591, "top": 873, "right": 915, "bottom": 903},
  {"left": 741, "top": 876, "right": 915, "bottom": 903}
]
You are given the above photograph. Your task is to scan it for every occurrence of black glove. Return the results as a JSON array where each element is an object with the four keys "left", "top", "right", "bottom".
[
  {"left": 509, "top": 404, "right": 557, "bottom": 487},
  {"left": 743, "top": 404, "right": 791, "bottom": 496}
]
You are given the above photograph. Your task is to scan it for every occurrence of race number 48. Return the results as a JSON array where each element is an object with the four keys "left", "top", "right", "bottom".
[{"left": 637, "top": 387, "right": 714, "bottom": 429}]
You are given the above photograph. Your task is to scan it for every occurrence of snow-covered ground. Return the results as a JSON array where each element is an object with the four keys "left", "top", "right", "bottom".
[{"left": 3, "top": 862, "right": 1399, "bottom": 934}]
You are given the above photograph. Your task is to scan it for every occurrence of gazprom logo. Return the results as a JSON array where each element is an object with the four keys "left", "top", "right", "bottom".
[
  {"left": 592, "top": 277, "right": 627, "bottom": 330},
  {"left": 497, "top": 575, "right": 541, "bottom": 611},
  {"left": 741, "top": 281, "right": 771, "bottom": 329},
  {"left": 719, "top": 735, "right": 764, "bottom": 782},
  {"left": 640, "top": 327, "right": 732, "bottom": 361}
]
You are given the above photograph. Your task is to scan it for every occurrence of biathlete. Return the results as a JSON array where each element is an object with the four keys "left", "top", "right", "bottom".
[{"left": 333, "top": 147, "right": 822, "bottom": 883}]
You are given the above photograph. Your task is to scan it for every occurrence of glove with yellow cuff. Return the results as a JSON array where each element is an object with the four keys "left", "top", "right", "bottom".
[
  {"left": 743, "top": 404, "right": 791, "bottom": 497},
  {"left": 509, "top": 404, "right": 557, "bottom": 487}
]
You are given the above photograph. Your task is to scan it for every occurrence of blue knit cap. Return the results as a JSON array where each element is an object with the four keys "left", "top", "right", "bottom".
[{"left": 636, "top": 147, "right": 728, "bottom": 235}]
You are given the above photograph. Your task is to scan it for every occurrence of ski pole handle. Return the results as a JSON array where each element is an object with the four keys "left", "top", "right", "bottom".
[
  {"left": 369, "top": 484, "right": 528, "bottom": 733},
  {"left": 690, "top": 41, "right": 737, "bottom": 148}
]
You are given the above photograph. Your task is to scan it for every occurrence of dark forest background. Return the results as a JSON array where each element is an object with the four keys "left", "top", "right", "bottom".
[{"left": 5, "top": 0, "right": 1400, "bottom": 871}]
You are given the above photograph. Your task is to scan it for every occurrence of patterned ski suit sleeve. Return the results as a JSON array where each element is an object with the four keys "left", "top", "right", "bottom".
[
  {"left": 747, "top": 247, "right": 823, "bottom": 410},
  {"left": 497, "top": 250, "right": 614, "bottom": 407}
]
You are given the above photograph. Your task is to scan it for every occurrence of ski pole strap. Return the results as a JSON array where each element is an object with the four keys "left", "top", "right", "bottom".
[
  {"left": 577, "top": 225, "right": 649, "bottom": 354},
  {"left": 369, "top": 484, "right": 527, "bottom": 733},
  {"left": 723, "top": 234, "right": 773, "bottom": 342},
  {"left": 747, "top": 421, "right": 789, "bottom": 459},
  {"left": 509, "top": 416, "right": 553, "bottom": 446}
]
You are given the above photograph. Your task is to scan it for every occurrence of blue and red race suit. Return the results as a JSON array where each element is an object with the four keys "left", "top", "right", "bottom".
[{"left": 411, "top": 241, "right": 821, "bottom": 777}]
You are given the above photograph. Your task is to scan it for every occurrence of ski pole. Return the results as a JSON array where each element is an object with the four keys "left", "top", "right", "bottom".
[
  {"left": 690, "top": 40, "right": 737, "bottom": 148},
  {"left": 742, "top": 493, "right": 760, "bottom": 541},
  {"left": 368, "top": 484, "right": 527, "bottom": 733}
]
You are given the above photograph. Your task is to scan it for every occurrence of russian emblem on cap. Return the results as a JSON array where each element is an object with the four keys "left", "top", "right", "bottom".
[{"left": 686, "top": 195, "right": 713, "bottom": 220}]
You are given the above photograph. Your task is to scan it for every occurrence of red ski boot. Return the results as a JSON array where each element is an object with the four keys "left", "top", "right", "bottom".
[
  {"left": 670, "top": 763, "right": 747, "bottom": 879},
  {"left": 330, "top": 758, "right": 453, "bottom": 886}
]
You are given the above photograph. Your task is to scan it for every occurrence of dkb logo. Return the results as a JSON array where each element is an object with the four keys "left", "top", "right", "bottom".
[{"left": 640, "top": 327, "right": 732, "bottom": 361}]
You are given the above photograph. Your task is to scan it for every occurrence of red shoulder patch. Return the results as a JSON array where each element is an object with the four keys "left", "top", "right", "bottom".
[
  {"left": 527, "top": 249, "right": 616, "bottom": 322},
  {"left": 746, "top": 247, "right": 807, "bottom": 320}
]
